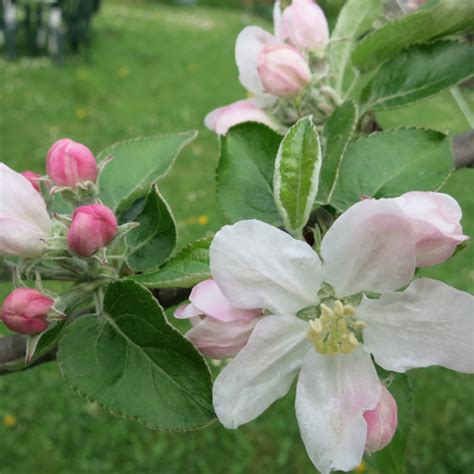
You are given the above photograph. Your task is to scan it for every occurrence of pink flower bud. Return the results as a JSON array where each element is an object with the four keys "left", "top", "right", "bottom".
[
  {"left": 21, "top": 171, "right": 42, "bottom": 192},
  {"left": 257, "top": 43, "right": 311, "bottom": 98},
  {"left": 174, "top": 279, "right": 261, "bottom": 359},
  {"left": 281, "top": 0, "right": 329, "bottom": 51},
  {"left": 67, "top": 204, "right": 117, "bottom": 257},
  {"left": 205, "top": 99, "right": 279, "bottom": 135},
  {"left": 363, "top": 385, "right": 398, "bottom": 453},
  {"left": 1, "top": 288, "right": 53, "bottom": 334},
  {"left": 46, "top": 138, "right": 98, "bottom": 187},
  {"left": 394, "top": 192, "right": 468, "bottom": 267}
]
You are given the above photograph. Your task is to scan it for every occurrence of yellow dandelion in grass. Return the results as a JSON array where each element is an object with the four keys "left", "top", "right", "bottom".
[
  {"left": 75, "top": 107, "right": 88, "bottom": 120},
  {"left": 117, "top": 66, "right": 129, "bottom": 78},
  {"left": 353, "top": 461, "right": 367, "bottom": 473},
  {"left": 198, "top": 215, "right": 209, "bottom": 226},
  {"left": 3, "top": 415, "right": 16, "bottom": 427}
]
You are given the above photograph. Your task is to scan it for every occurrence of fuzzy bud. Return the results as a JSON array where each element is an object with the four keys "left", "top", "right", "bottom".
[
  {"left": 1, "top": 288, "right": 53, "bottom": 334},
  {"left": 67, "top": 204, "right": 117, "bottom": 257},
  {"left": 46, "top": 138, "right": 98, "bottom": 187},
  {"left": 363, "top": 385, "right": 398, "bottom": 453},
  {"left": 257, "top": 43, "right": 311, "bottom": 97}
]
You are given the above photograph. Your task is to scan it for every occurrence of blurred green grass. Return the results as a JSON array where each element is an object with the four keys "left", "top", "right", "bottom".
[{"left": 0, "top": 2, "right": 473, "bottom": 473}]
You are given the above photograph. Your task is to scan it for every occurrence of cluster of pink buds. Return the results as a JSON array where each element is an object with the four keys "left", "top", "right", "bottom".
[{"left": 0, "top": 138, "right": 119, "bottom": 336}]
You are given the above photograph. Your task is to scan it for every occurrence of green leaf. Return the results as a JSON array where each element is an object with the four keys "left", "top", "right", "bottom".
[
  {"left": 370, "top": 373, "right": 413, "bottom": 474},
  {"left": 130, "top": 237, "right": 211, "bottom": 289},
  {"left": 98, "top": 131, "right": 197, "bottom": 212},
  {"left": 124, "top": 186, "right": 177, "bottom": 272},
  {"left": 329, "top": 0, "right": 382, "bottom": 93},
  {"left": 316, "top": 101, "right": 358, "bottom": 204},
  {"left": 361, "top": 41, "right": 474, "bottom": 111},
  {"left": 217, "top": 123, "right": 282, "bottom": 225},
  {"left": 352, "top": 0, "right": 474, "bottom": 71},
  {"left": 330, "top": 128, "right": 453, "bottom": 211},
  {"left": 58, "top": 281, "right": 214, "bottom": 431},
  {"left": 273, "top": 117, "right": 321, "bottom": 236}
]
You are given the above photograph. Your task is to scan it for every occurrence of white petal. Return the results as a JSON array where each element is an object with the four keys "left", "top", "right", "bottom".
[
  {"left": 213, "top": 315, "right": 310, "bottom": 428},
  {"left": 273, "top": 0, "right": 283, "bottom": 40},
  {"left": 210, "top": 220, "right": 322, "bottom": 314},
  {"left": 0, "top": 163, "right": 51, "bottom": 234},
  {"left": 321, "top": 199, "right": 416, "bottom": 297},
  {"left": 0, "top": 218, "right": 47, "bottom": 257},
  {"left": 361, "top": 278, "right": 474, "bottom": 373},
  {"left": 235, "top": 26, "right": 275, "bottom": 95},
  {"left": 296, "top": 347, "right": 381, "bottom": 474}
]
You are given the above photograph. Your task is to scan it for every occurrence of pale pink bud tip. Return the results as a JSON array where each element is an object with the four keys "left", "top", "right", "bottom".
[
  {"left": 1, "top": 288, "right": 53, "bottom": 334},
  {"left": 281, "top": 0, "right": 329, "bottom": 51},
  {"left": 363, "top": 385, "right": 398, "bottom": 453},
  {"left": 257, "top": 43, "right": 311, "bottom": 98},
  {"left": 46, "top": 138, "right": 98, "bottom": 187},
  {"left": 67, "top": 204, "right": 117, "bottom": 257},
  {"left": 21, "top": 171, "right": 42, "bottom": 192}
]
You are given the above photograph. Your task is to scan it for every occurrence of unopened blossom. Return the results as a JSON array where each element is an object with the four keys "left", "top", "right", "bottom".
[
  {"left": 364, "top": 385, "right": 398, "bottom": 453},
  {"left": 21, "top": 171, "right": 42, "bottom": 192},
  {"left": 394, "top": 191, "right": 468, "bottom": 267},
  {"left": 175, "top": 279, "right": 261, "bottom": 359},
  {"left": 0, "top": 163, "right": 52, "bottom": 257},
  {"left": 67, "top": 204, "right": 117, "bottom": 257},
  {"left": 46, "top": 138, "right": 98, "bottom": 187},
  {"left": 275, "top": 0, "right": 329, "bottom": 52},
  {"left": 205, "top": 100, "right": 279, "bottom": 135},
  {"left": 257, "top": 43, "right": 311, "bottom": 98},
  {"left": 209, "top": 198, "right": 473, "bottom": 473},
  {"left": 1, "top": 288, "right": 53, "bottom": 334}
]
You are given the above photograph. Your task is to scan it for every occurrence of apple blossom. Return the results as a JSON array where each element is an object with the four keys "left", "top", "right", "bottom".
[
  {"left": 21, "top": 171, "right": 42, "bottom": 192},
  {"left": 277, "top": 0, "right": 329, "bottom": 52},
  {"left": 364, "top": 385, "right": 398, "bottom": 453},
  {"left": 46, "top": 138, "right": 98, "bottom": 187},
  {"left": 209, "top": 198, "right": 474, "bottom": 473},
  {"left": 0, "top": 163, "right": 52, "bottom": 257},
  {"left": 1, "top": 288, "right": 53, "bottom": 334},
  {"left": 204, "top": 100, "right": 279, "bottom": 135},
  {"left": 394, "top": 191, "right": 468, "bottom": 267},
  {"left": 175, "top": 279, "right": 261, "bottom": 358},
  {"left": 67, "top": 204, "right": 117, "bottom": 257},
  {"left": 257, "top": 43, "right": 312, "bottom": 98}
]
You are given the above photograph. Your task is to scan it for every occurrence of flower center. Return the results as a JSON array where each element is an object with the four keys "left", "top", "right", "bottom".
[{"left": 307, "top": 300, "right": 366, "bottom": 355}]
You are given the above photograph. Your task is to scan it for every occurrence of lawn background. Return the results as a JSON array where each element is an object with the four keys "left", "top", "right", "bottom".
[{"left": 0, "top": 1, "right": 473, "bottom": 473}]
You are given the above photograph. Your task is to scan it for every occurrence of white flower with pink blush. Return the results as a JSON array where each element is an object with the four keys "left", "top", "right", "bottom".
[
  {"left": 175, "top": 279, "right": 261, "bottom": 359},
  {"left": 0, "top": 163, "right": 52, "bottom": 258},
  {"left": 394, "top": 191, "right": 468, "bottom": 266},
  {"left": 208, "top": 198, "right": 474, "bottom": 473},
  {"left": 204, "top": 100, "right": 279, "bottom": 135},
  {"left": 235, "top": 26, "right": 311, "bottom": 100},
  {"left": 274, "top": 0, "right": 329, "bottom": 52}
]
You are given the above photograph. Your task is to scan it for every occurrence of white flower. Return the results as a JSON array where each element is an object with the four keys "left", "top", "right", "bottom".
[
  {"left": 0, "top": 163, "right": 52, "bottom": 257},
  {"left": 209, "top": 198, "right": 474, "bottom": 474}
]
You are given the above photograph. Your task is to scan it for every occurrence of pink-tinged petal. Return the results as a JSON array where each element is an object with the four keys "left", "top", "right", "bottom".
[
  {"left": 174, "top": 303, "right": 201, "bottom": 319},
  {"left": 213, "top": 315, "right": 310, "bottom": 428},
  {"left": 190, "top": 279, "right": 259, "bottom": 322},
  {"left": 364, "top": 385, "right": 398, "bottom": 453},
  {"left": 186, "top": 316, "right": 260, "bottom": 359},
  {"left": 361, "top": 278, "right": 474, "bottom": 373},
  {"left": 295, "top": 347, "right": 381, "bottom": 474},
  {"left": 321, "top": 199, "right": 416, "bottom": 297},
  {"left": 210, "top": 220, "right": 322, "bottom": 315},
  {"left": 394, "top": 192, "right": 468, "bottom": 267},
  {"left": 0, "top": 163, "right": 51, "bottom": 235},
  {"left": 204, "top": 100, "right": 279, "bottom": 135},
  {"left": 235, "top": 26, "right": 275, "bottom": 96}
]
